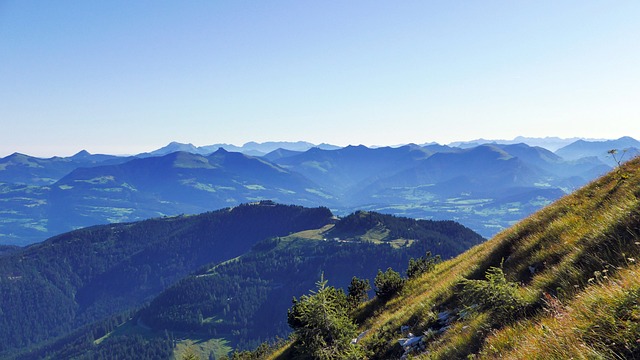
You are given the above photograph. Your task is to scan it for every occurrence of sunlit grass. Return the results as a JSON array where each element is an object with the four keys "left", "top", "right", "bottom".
[
  {"left": 480, "top": 264, "right": 640, "bottom": 359},
  {"left": 174, "top": 337, "right": 231, "bottom": 360},
  {"left": 265, "top": 341, "right": 294, "bottom": 360}
]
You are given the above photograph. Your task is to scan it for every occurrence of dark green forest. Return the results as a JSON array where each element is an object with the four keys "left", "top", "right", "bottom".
[
  {"left": 0, "top": 202, "right": 333, "bottom": 357},
  {"left": 129, "top": 211, "right": 482, "bottom": 352}
]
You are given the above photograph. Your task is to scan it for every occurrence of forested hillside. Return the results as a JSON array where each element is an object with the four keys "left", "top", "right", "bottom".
[
  {"left": 0, "top": 202, "right": 332, "bottom": 356},
  {"left": 137, "top": 212, "right": 483, "bottom": 352}
]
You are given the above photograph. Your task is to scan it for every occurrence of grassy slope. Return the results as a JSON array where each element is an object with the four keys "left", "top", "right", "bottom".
[{"left": 270, "top": 156, "right": 640, "bottom": 359}]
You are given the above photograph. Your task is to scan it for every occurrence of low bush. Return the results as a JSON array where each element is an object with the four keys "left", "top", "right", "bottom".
[
  {"left": 460, "top": 266, "right": 526, "bottom": 323},
  {"left": 406, "top": 251, "right": 441, "bottom": 279}
]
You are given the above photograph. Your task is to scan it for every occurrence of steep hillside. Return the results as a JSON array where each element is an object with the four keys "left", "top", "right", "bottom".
[
  {"left": 267, "top": 156, "right": 640, "bottom": 359},
  {"left": 0, "top": 202, "right": 332, "bottom": 356}
]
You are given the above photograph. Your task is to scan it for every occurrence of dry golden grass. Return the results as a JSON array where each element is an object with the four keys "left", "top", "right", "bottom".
[
  {"left": 264, "top": 342, "right": 294, "bottom": 360},
  {"left": 480, "top": 264, "right": 640, "bottom": 359}
]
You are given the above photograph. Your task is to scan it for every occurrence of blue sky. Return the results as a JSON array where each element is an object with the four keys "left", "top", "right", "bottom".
[{"left": 1, "top": 1, "right": 639, "bottom": 157}]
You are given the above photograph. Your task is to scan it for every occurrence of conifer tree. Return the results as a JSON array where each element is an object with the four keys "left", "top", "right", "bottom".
[
  {"left": 347, "top": 276, "right": 371, "bottom": 308},
  {"left": 287, "top": 274, "right": 365, "bottom": 359},
  {"left": 374, "top": 267, "right": 405, "bottom": 301}
]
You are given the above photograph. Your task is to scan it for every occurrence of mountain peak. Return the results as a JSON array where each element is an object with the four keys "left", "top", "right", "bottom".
[
  {"left": 6, "top": 152, "right": 28, "bottom": 159},
  {"left": 71, "top": 150, "right": 91, "bottom": 158},
  {"left": 146, "top": 142, "right": 200, "bottom": 156}
]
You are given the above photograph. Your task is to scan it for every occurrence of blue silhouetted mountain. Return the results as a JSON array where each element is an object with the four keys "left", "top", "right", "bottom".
[
  {"left": 0, "top": 151, "right": 128, "bottom": 185},
  {"left": 262, "top": 148, "right": 305, "bottom": 162},
  {"left": 448, "top": 136, "right": 588, "bottom": 152},
  {"left": 555, "top": 136, "right": 640, "bottom": 162},
  {"left": 491, "top": 143, "right": 609, "bottom": 180},
  {"left": 138, "top": 141, "right": 205, "bottom": 157},
  {"left": 45, "top": 150, "right": 332, "bottom": 236},
  {"left": 353, "top": 145, "right": 543, "bottom": 200},
  {"left": 142, "top": 141, "right": 342, "bottom": 158},
  {"left": 272, "top": 144, "right": 436, "bottom": 196}
]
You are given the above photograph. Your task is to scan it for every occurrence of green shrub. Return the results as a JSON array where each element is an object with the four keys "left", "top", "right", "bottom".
[
  {"left": 406, "top": 251, "right": 441, "bottom": 279},
  {"left": 460, "top": 266, "right": 525, "bottom": 323},
  {"left": 347, "top": 276, "right": 371, "bottom": 309},
  {"left": 374, "top": 268, "right": 405, "bottom": 301}
]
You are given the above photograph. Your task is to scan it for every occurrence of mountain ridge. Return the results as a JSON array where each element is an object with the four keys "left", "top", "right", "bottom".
[{"left": 555, "top": 136, "right": 640, "bottom": 162}]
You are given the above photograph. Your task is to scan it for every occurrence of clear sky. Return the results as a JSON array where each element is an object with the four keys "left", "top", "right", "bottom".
[{"left": 1, "top": 1, "right": 639, "bottom": 157}]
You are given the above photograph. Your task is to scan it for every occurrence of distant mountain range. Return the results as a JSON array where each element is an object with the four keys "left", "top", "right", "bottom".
[
  {"left": 0, "top": 150, "right": 129, "bottom": 186},
  {"left": 138, "top": 141, "right": 341, "bottom": 158},
  {"left": 555, "top": 136, "right": 640, "bottom": 161},
  {"left": 1, "top": 137, "right": 638, "bottom": 245},
  {"left": 447, "top": 136, "right": 591, "bottom": 152}
]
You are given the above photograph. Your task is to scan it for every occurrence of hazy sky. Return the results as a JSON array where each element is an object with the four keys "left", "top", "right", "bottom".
[{"left": 1, "top": 1, "right": 639, "bottom": 157}]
